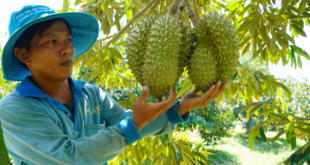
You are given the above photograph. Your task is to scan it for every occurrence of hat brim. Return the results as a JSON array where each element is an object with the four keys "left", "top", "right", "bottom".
[{"left": 2, "top": 12, "right": 99, "bottom": 81}]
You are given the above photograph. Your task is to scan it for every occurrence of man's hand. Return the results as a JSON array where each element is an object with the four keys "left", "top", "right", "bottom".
[
  {"left": 178, "top": 81, "right": 227, "bottom": 116},
  {"left": 131, "top": 86, "right": 177, "bottom": 131}
]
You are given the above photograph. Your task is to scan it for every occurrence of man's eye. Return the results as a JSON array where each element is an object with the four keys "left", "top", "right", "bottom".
[
  {"left": 48, "top": 40, "right": 56, "bottom": 43},
  {"left": 67, "top": 39, "right": 72, "bottom": 42}
]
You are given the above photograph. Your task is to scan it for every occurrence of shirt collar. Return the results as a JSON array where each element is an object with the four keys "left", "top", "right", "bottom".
[{"left": 16, "top": 76, "right": 86, "bottom": 98}]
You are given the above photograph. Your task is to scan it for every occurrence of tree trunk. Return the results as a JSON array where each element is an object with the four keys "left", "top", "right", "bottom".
[{"left": 0, "top": 121, "right": 11, "bottom": 165}]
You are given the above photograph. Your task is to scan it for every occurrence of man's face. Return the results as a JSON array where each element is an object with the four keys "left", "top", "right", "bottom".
[{"left": 27, "top": 20, "right": 74, "bottom": 81}]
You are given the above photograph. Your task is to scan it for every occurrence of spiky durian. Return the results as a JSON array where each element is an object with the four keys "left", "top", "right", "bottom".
[
  {"left": 126, "top": 15, "right": 156, "bottom": 85},
  {"left": 189, "top": 12, "right": 239, "bottom": 92},
  {"left": 143, "top": 15, "right": 192, "bottom": 99},
  {"left": 188, "top": 46, "right": 217, "bottom": 92}
]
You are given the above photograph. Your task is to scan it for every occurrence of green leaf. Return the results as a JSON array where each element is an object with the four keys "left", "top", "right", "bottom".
[
  {"left": 290, "top": 152, "right": 301, "bottom": 165},
  {"left": 300, "top": 152, "right": 310, "bottom": 165},
  {"left": 131, "top": 0, "right": 144, "bottom": 10},
  {"left": 0, "top": 121, "right": 11, "bottom": 165},
  {"left": 279, "top": 0, "right": 290, "bottom": 15},
  {"left": 240, "top": 102, "right": 257, "bottom": 113},
  {"left": 242, "top": 43, "right": 251, "bottom": 56},
  {"left": 271, "top": 130, "right": 286, "bottom": 144},
  {"left": 290, "top": 45, "right": 295, "bottom": 58},
  {"left": 249, "top": 17, "right": 260, "bottom": 34},
  {"left": 290, "top": 24, "right": 307, "bottom": 37},
  {"left": 277, "top": 28, "right": 295, "bottom": 45},
  {"left": 116, "top": 41, "right": 127, "bottom": 46},
  {"left": 107, "top": 9, "right": 114, "bottom": 26},
  {"left": 101, "top": 1, "right": 106, "bottom": 11},
  {"left": 176, "top": 79, "right": 194, "bottom": 98},
  {"left": 130, "top": 93, "right": 139, "bottom": 106},
  {"left": 163, "top": 134, "right": 168, "bottom": 142},
  {"left": 75, "top": 0, "right": 82, "bottom": 6},
  {"left": 249, "top": 126, "right": 260, "bottom": 150},
  {"left": 259, "top": 126, "right": 267, "bottom": 142},
  {"left": 293, "top": 45, "right": 310, "bottom": 59},
  {"left": 237, "top": 20, "right": 253, "bottom": 33},
  {"left": 290, "top": 131, "right": 297, "bottom": 150},
  {"left": 109, "top": 47, "right": 123, "bottom": 60},
  {"left": 298, "top": 0, "right": 307, "bottom": 15}
]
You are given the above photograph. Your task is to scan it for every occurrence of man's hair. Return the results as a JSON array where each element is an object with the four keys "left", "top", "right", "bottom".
[{"left": 14, "top": 18, "right": 72, "bottom": 70}]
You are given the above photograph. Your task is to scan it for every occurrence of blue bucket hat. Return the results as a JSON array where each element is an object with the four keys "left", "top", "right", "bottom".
[{"left": 2, "top": 5, "right": 99, "bottom": 81}]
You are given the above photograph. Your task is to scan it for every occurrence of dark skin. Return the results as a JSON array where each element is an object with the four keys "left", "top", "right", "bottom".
[{"left": 14, "top": 20, "right": 227, "bottom": 131}]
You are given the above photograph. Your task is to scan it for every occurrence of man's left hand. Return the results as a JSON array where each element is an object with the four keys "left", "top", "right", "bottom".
[{"left": 178, "top": 81, "right": 227, "bottom": 116}]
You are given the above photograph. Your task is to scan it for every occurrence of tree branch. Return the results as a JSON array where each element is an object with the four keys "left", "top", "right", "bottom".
[
  {"left": 177, "top": 0, "right": 185, "bottom": 20},
  {"left": 92, "top": 0, "right": 104, "bottom": 7},
  {"left": 85, "top": 0, "right": 156, "bottom": 81},
  {"left": 168, "top": 0, "right": 181, "bottom": 15},
  {"left": 145, "top": 0, "right": 161, "bottom": 16},
  {"left": 192, "top": 0, "right": 199, "bottom": 20},
  {"left": 97, "top": 27, "right": 133, "bottom": 42},
  {"left": 184, "top": 0, "right": 199, "bottom": 25}
]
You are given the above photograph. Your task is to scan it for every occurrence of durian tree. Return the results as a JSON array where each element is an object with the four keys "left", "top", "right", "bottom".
[{"left": 59, "top": 0, "right": 310, "bottom": 164}]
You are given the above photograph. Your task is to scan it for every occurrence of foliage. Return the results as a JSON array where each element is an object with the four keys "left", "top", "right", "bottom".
[
  {"left": 108, "top": 132, "right": 212, "bottom": 165},
  {"left": 178, "top": 101, "right": 236, "bottom": 146},
  {"left": 0, "top": 121, "right": 11, "bottom": 165}
]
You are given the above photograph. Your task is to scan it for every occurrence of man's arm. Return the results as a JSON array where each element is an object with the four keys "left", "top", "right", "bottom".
[
  {"left": 0, "top": 96, "right": 130, "bottom": 165},
  {"left": 98, "top": 86, "right": 189, "bottom": 141}
]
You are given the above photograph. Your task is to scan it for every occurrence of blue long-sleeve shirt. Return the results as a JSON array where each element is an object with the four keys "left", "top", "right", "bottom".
[{"left": 0, "top": 76, "right": 189, "bottom": 165}]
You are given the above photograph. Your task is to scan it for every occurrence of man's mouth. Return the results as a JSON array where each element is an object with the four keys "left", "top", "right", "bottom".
[{"left": 60, "top": 60, "right": 73, "bottom": 66}]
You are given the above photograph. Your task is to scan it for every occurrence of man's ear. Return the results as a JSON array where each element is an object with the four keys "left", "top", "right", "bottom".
[{"left": 13, "top": 47, "right": 31, "bottom": 65}]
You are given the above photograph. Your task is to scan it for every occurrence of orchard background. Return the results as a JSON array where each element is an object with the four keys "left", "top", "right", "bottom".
[{"left": 0, "top": 0, "right": 310, "bottom": 164}]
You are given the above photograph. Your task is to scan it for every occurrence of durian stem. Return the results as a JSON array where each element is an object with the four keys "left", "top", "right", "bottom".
[
  {"left": 177, "top": 0, "right": 185, "bottom": 20},
  {"left": 184, "top": 0, "right": 199, "bottom": 26},
  {"left": 167, "top": 0, "right": 181, "bottom": 15},
  {"left": 192, "top": 0, "right": 199, "bottom": 20},
  {"left": 85, "top": 0, "right": 156, "bottom": 81}
]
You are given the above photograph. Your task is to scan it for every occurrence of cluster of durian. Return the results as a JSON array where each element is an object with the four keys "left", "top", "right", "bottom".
[{"left": 126, "top": 12, "right": 239, "bottom": 99}]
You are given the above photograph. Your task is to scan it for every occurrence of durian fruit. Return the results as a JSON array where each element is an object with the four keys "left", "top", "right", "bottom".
[
  {"left": 143, "top": 15, "right": 192, "bottom": 99},
  {"left": 189, "top": 12, "right": 239, "bottom": 92},
  {"left": 126, "top": 16, "right": 156, "bottom": 85},
  {"left": 188, "top": 46, "right": 217, "bottom": 93}
]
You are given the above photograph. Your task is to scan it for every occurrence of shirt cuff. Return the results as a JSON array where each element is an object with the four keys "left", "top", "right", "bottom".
[
  {"left": 116, "top": 117, "right": 142, "bottom": 145},
  {"left": 167, "top": 100, "right": 190, "bottom": 124}
]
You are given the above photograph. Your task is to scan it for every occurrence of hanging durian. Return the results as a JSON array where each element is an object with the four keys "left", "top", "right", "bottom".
[
  {"left": 126, "top": 15, "right": 156, "bottom": 86},
  {"left": 126, "top": 15, "right": 192, "bottom": 99},
  {"left": 189, "top": 12, "right": 239, "bottom": 92}
]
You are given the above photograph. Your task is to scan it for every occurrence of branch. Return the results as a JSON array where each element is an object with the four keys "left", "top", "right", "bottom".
[
  {"left": 85, "top": 0, "right": 156, "bottom": 81},
  {"left": 177, "top": 0, "right": 185, "bottom": 20},
  {"left": 184, "top": 0, "right": 199, "bottom": 26},
  {"left": 97, "top": 27, "right": 133, "bottom": 42},
  {"left": 92, "top": 0, "right": 104, "bottom": 7},
  {"left": 192, "top": 0, "right": 199, "bottom": 20},
  {"left": 115, "top": 72, "right": 136, "bottom": 82},
  {"left": 145, "top": 0, "right": 161, "bottom": 16},
  {"left": 168, "top": 0, "right": 181, "bottom": 15}
]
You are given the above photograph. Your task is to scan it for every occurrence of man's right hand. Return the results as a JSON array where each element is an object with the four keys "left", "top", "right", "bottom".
[{"left": 131, "top": 86, "right": 177, "bottom": 131}]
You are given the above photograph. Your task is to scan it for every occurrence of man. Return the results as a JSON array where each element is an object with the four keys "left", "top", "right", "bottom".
[{"left": 0, "top": 5, "right": 226, "bottom": 165}]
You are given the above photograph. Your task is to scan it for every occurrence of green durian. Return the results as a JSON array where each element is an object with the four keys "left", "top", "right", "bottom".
[
  {"left": 143, "top": 15, "right": 191, "bottom": 99},
  {"left": 126, "top": 15, "right": 156, "bottom": 85},
  {"left": 189, "top": 12, "right": 239, "bottom": 92}
]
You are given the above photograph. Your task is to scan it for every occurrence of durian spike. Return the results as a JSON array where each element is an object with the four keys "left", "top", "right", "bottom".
[
  {"left": 184, "top": 0, "right": 199, "bottom": 26},
  {"left": 177, "top": 0, "right": 185, "bottom": 21},
  {"left": 168, "top": 0, "right": 181, "bottom": 15}
]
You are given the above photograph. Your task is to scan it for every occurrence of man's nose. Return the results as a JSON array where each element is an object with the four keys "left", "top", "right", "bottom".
[{"left": 60, "top": 41, "right": 74, "bottom": 56}]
